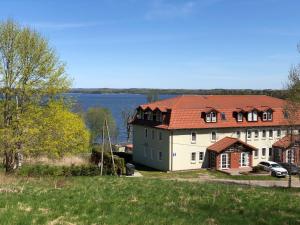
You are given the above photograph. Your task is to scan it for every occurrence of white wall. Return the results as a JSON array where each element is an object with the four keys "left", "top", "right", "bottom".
[
  {"left": 133, "top": 124, "right": 292, "bottom": 171},
  {"left": 132, "top": 125, "right": 170, "bottom": 171}
]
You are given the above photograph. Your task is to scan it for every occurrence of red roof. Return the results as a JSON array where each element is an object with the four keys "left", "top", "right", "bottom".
[
  {"left": 136, "top": 95, "right": 299, "bottom": 130},
  {"left": 273, "top": 135, "right": 300, "bottom": 149},
  {"left": 207, "top": 137, "right": 257, "bottom": 153}
]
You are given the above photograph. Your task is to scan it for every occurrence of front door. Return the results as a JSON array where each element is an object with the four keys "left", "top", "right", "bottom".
[
  {"left": 286, "top": 149, "right": 295, "bottom": 163},
  {"left": 221, "top": 153, "right": 229, "bottom": 169},
  {"left": 240, "top": 152, "right": 249, "bottom": 167}
]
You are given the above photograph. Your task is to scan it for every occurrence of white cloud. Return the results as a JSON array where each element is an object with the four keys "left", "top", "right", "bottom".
[{"left": 145, "top": 0, "right": 222, "bottom": 20}]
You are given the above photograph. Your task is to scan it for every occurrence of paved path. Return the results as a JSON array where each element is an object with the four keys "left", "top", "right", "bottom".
[{"left": 174, "top": 174, "right": 300, "bottom": 188}]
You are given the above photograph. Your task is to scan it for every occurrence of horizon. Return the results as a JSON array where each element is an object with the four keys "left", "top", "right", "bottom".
[{"left": 1, "top": 0, "right": 300, "bottom": 89}]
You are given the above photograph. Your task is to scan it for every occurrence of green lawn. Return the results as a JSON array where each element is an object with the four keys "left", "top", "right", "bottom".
[
  {"left": 137, "top": 166, "right": 284, "bottom": 180},
  {"left": 0, "top": 175, "right": 300, "bottom": 225}
]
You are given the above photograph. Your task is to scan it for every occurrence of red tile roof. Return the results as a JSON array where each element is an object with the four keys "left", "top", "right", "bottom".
[
  {"left": 135, "top": 95, "right": 299, "bottom": 130},
  {"left": 272, "top": 135, "right": 300, "bottom": 149},
  {"left": 207, "top": 137, "right": 257, "bottom": 153}
]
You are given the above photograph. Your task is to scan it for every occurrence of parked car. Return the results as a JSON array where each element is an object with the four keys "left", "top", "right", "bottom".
[
  {"left": 278, "top": 163, "right": 300, "bottom": 175},
  {"left": 257, "top": 161, "right": 288, "bottom": 177}
]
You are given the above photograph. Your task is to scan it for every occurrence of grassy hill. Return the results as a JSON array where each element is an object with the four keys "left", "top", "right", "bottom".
[{"left": 0, "top": 175, "right": 299, "bottom": 225}]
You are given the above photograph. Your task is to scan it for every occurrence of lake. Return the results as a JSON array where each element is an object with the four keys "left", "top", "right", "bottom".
[{"left": 65, "top": 93, "right": 175, "bottom": 143}]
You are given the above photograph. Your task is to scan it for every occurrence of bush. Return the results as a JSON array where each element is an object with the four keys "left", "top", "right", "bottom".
[
  {"left": 17, "top": 164, "right": 104, "bottom": 177},
  {"left": 91, "top": 147, "right": 125, "bottom": 175},
  {"left": 252, "top": 165, "right": 266, "bottom": 173}
]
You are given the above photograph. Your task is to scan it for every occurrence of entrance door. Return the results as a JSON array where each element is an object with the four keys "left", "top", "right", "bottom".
[
  {"left": 240, "top": 152, "right": 249, "bottom": 167},
  {"left": 210, "top": 152, "right": 216, "bottom": 168},
  {"left": 221, "top": 153, "right": 229, "bottom": 169},
  {"left": 286, "top": 149, "right": 295, "bottom": 163}
]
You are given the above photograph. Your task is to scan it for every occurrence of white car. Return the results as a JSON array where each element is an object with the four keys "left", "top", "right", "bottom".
[{"left": 258, "top": 161, "right": 288, "bottom": 177}]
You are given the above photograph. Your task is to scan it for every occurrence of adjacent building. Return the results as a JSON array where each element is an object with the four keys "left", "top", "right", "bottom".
[{"left": 131, "top": 95, "right": 300, "bottom": 171}]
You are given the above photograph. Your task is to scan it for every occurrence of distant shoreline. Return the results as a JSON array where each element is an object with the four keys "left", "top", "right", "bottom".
[{"left": 69, "top": 88, "right": 287, "bottom": 99}]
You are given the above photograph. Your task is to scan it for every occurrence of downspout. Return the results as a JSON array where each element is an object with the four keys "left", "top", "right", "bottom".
[{"left": 170, "top": 131, "right": 173, "bottom": 171}]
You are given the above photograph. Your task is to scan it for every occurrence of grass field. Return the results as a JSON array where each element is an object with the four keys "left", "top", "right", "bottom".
[{"left": 1, "top": 174, "right": 300, "bottom": 225}]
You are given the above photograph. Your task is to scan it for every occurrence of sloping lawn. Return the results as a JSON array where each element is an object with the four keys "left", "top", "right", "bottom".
[{"left": 0, "top": 175, "right": 300, "bottom": 225}]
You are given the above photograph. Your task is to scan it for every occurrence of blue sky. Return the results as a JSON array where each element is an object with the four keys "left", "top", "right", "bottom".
[{"left": 1, "top": 0, "right": 300, "bottom": 89}]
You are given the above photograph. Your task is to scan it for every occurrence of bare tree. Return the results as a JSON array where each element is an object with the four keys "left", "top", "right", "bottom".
[{"left": 121, "top": 108, "right": 135, "bottom": 143}]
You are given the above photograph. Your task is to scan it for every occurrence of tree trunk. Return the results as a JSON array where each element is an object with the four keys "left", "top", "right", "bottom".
[{"left": 4, "top": 150, "right": 15, "bottom": 173}]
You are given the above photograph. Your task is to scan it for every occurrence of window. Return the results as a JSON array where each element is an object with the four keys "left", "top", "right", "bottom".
[
  {"left": 145, "top": 128, "right": 148, "bottom": 138},
  {"left": 144, "top": 147, "right": 147, "bottom": 157},
  {"left": 254, "top": 149, "right": 258, "bottom": 158},
  {"left": 236, "top": 131, "right": 241, "bottom": 139},
  {"left": 237, "top": 112, "right": 243, "bottom": 122},
  {"left": 262, "top": 130, "right": 266, "bottom": 139},
  {"left": 253, "top": 111, "right": 258, "bottom": 121},
  {"left": 211, "top": 112, "right": 217, "bottom": 122},
  {"left": 211, "top": 131, "right": 216, "bottom": 141},
  {"left": 277, "top": 129, "right": 281, "bottom": 137},
  {"left": 247, "top": 130, "right": 252, "bottom": 139},
  {"left": 152, "top": 130, "right": 155, "bottom": 139},
  {"left": 254, "top": 130, "right": 259, "bottom": 139},
  {"left": 269, "top": 148, "right": 272, "bottom": 157},
  {"left": 206, "top": 111, "right": 217, "bottom": 123},
  {"left": 267, "top": 111, "right": 272, "bottom": 120},
  {"left": 191, "top": 152, "right": 196, "bottom": 162},
  {"left": 191, "top": 132, "right": 197, "bottom": 143},
  {"left": 156, "top": 111, "right": 162, "bottom": 122},
  {"left": 150, "top": 148, "right": 154, "bottom": 160},
  {"left": 221, "top": 112, "right": 226, "bottom": 120},
  {"left": 262, "top": 112, "right": 268, "bottom": 121},
  {"left": 262, "top": 148, "right": 266, "bottom": 158},
  {"left": 159, "top": 132, "right": 162, "bottom": 141},
  {"left": 199, "top": 152, "right": 204, "bottom": 161},
  {"left": 158, "top": 152, "right": 162, "bottom": 160},
  {"left": 248, "top": 111, "right": 258, "bottom": 121},
  {"left": 269, "top": 130, "right": 273, "bottom": 138}
]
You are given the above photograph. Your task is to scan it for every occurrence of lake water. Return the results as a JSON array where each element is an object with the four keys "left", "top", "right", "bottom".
[{"left": 65, "top": 93, "right": 174, "bottom": 143}]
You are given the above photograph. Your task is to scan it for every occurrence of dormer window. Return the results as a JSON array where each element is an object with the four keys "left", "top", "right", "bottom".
[
  {"left": 206, "top": 111, "right": 217, "bottom": 123},
  {"left": 262, "top": 110, "right": 273, "bottom": 121},
  {"left": 247, "top": 110, "right": 258, "bottom": 122},
  {"left": 156, "top": 111, "right": 162, "bottom": 122},
  {"left": 237, "top": 112, "right": 243, "bottom": 122}
]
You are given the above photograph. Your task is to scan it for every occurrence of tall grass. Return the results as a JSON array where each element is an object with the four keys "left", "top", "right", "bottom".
[{"left": 0, "top": 176, "right": 300, "bottom": 224}]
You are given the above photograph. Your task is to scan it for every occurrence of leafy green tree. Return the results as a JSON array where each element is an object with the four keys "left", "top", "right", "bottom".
[
  {"left": 0, "top": 20, "right": 72, "bottom": 172},
  {"left": 284, "top": 45, "right": 300, "bottom": 187},
  {"left": 146, "top": 91, "right": 159, "bottom": 103},
  {"left": 85, "top": 107, "right": 118, "bottom": 144}
]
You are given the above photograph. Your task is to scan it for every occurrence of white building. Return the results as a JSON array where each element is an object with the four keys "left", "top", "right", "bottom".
[{"left": 131, "top": 95, "right": 300, "bottom": 171}]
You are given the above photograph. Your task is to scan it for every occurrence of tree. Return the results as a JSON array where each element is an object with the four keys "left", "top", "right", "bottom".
[
  {"left": 146, "top": 91, "right": 159, "bottom": 103},
  {"left": 284, "top": 45, "right": 300, "bottom": 188},
  {"left": 85, "top": 107, "right": 118, "bottom": 144},
  {"left": 0, "top": 20, "right": 71, "bottom": 172},
  {"left": 121, "top": 108, "right": 135, "bottom": 143}
]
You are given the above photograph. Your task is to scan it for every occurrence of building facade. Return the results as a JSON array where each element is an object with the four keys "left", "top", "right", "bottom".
[{"left": 132, "top": 95, "right": 300, "bottom": 171}]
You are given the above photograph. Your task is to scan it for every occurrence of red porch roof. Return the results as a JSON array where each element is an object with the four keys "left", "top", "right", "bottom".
[
  {"left": 273, "top": 135, "right": 300, "bottom": 149},
  {"left": 207, "top": 137, "right": 257, "bottom": 153}
]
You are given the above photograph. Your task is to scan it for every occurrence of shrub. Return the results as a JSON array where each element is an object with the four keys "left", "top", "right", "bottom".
[
  {"left": 17, "top": 164, "right": 104, "bottom": 177},
  {"left": 91, "top": 147, "right": 125, "bottom": 175},
  {"left": 252, "top": 165, "right": 265, "bottom": 173}
]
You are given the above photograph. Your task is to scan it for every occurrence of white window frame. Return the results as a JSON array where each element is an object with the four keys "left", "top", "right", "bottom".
[
  {"left": 267, "top": 111, "right": 272, "bottom": 121},
  {"left": 191, "top": 131, "right": 197, "bottom": 144},
  {"left": 254, "top": 149, "right": 258, "bottom": 158},
  {"left": 191, "top": 152, "right": 196, "bottom": 163},
  {"left": 158, "top": 151, "right": 162, "bottom": 161},
  {"left": 254, "top": 130, "right": 259, "bottom": 139},
  {"left": 240, "top": 152, "right": 249, "bottom": 167},
  {"left": 199, "top": 151, "right": 204, "bottom": 161},
  {"left": 159, "top": 132, "right": 162, "bottom": 141},
  {"left": 253, "top": 110, "right": 258, "bottom": 121},
  {"left": 277, "top": 129, "right": 281, "bottom": 138},
  {"left": 237, "top": 112, "right": 243, "bottom": 122},
  {"left": 206, "top": 113, "right": 211, "bottom": 122},
  {"left": 236, "top": 131, "right": 241, "bottom": 139},
  {"left": 211, "top": 131, "right": 217, "bottom": 141},
  {"left": 262, "top": 148, "right": 266, "bottom": 158},
  {"left": 262, "top": 112, "right": 268, "bottom": 121},
  {"left": 262, "top": 130, "right": 266, "bottom": 139},
  {"left": 211, "top": 112, "right": 217, "bottom": 122},
  {"left": 247, "top": 112, "right": 253, "bottom": 121},
  {"left": 269, "top": 130, "right": 273, "bottom": 139},
  {"left": 247, "top": 130, "right": 252, "bottom": 139}
]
